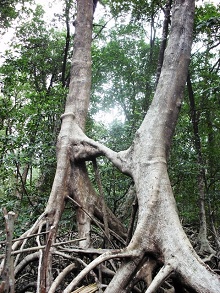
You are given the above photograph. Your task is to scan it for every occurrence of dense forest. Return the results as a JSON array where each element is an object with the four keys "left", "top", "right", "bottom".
[{"left": 0, "top": 0, "right": 220, "bottom": 292}]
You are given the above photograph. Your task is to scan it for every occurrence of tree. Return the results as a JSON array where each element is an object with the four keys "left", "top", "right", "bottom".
[
  {"left": 0, "top": 0, "right": 30, "bottom": 30},
  {"left": 0, "top": 4, "right": 69, "bottom": 230},
  {"left": 1, "top": 0, "right": 220, "bottom": 292},
  {"left": 167, "top": 2, "right": 220, "bottom": 249}
]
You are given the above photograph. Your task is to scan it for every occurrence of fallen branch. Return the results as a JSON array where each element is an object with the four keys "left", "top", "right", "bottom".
[{"left": 0, "top": 231, "right": 49, "bottom": 245}]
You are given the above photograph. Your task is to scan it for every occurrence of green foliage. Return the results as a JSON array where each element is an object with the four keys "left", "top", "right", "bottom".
[
  {"left": 89, "top": 21, "right": 160, "bottom": 218},
  {"left": 0, "top": 0, "right": 31, "bottom": 30},
  {"left": 0, "top": 0, "right": 19, "bottom": 28},
  {"left": 0, "top": 4, "right": 70, "bottom": 233},
  {"left": 195, "top": 3, "right": 220, "bottom": 33},
  {"left": 102, "top": 0, "right": 167, "bottom": 22},
  {"left": 92, "top": 22, "right": 159, "bottom": 130}
]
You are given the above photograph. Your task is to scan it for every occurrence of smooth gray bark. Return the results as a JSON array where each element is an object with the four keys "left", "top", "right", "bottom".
[
  {"left": 64, "top": 0, "right": 220, "bottom": 292},
  {"left": 3, "top": 0, "right": 220, "bottom": 292}
]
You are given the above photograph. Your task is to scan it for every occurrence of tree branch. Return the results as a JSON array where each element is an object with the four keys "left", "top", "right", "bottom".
[
  {"left": 0, "top": 238, "right": 86, "bottom": 259},
  {"left": 80, "top": 137, "right": 131, "bottom": 175}
]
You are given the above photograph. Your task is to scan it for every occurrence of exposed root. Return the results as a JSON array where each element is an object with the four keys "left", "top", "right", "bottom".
[
  {"left": 135, "top": 258, "right": 158, "bottom": 287},
  {"left": 145, "top": 262, "right": 174, "bottom": 293},
  {"left": 14, "top": 251, "right": 39, "bottom": 276},
  {"left": 48, "top": 263, "right": 76, "bottom": 293},
  {"left": 63, "top": 249, "right": 138, "bottom": 293}
]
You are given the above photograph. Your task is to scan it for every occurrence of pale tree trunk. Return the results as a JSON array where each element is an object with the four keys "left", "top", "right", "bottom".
[
  {"left": 3, "top": 0, "right": 220, "bottom": 292},
  {"left": 63, "top": 0, "right": 220, "bottom": 292},
  {"left": 206, "top": 112, "right": 220, "bottom": 250},
  {"left": 38, "top": 0, "right": 100, "bottom": 289},
  {"left": 1, "top": 0, "right": 126, "bottom": 291},
  {"left": 61, "top": 0, "right": 94, "bottom": 249},
  {"left": 1, "top": 210, "right": 16, "bottom": 293}
]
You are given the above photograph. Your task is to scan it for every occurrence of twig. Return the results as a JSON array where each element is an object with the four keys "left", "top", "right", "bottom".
[{"left": 11, "top": 231, "right": 49, "bottom": 244}]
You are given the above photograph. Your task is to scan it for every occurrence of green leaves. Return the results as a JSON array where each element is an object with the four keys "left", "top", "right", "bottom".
[
  {"left": 0, "top": 0, "right": 31, "bottom": 30},
  {"left": 92, "top": 22, "right": 158, "bottom": 132},
  {"left": 0, "top": 3, "right": 70, "bottom": 232},
  {"left": 194, "top": 3, "right": 220, "bottom": 46}
]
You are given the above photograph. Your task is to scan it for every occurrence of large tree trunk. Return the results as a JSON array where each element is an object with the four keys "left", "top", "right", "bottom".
[
  {"left": 3, "top": 0, "right": 220, "bottom": 292},
  {"left": 0, "top": 0, "right": 125, "bottom": 291},
  {"left": 64, "top": 0, "right": 220, "bottom": 292}
]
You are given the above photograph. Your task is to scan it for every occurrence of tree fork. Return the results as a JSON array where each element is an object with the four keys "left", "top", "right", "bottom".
[{"left": 65, "top": 0, "right": 220, "bottom": 292}]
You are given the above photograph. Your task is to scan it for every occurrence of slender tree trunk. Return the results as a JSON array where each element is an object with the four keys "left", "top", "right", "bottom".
[
  {"left": 206, "top": 112, "right": 220, "bottom": 250},
  {"left": 155, "top": 0, "right": 172, "bottom": 86},
  {"left": 36, "top": 0, "right": 126, "bottom": 289},
  {"left": 61, "top": 0, "right": 71, "bottom": 87},
  {"left": 1, "top": 210, "right": 16, "bottom": 293},
  {"left": 36, "top": 0, "right": 94, "bottom": 289},
  {"left": 187, "top": 73, "right": 215, "bottom": 255}
]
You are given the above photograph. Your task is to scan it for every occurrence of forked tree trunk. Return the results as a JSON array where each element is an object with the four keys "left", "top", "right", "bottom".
[
  {"left": 63, "top": 0, "right": 220, "bottom": 292},
  {"left": 0, "top": 1, "right": 126, "bottom": 287},
  {"left": 3, "top": 0, "right": 220, "bottom": 292},
  {"left": 3, "top": 0, "right": 125, "bottom": 291}
]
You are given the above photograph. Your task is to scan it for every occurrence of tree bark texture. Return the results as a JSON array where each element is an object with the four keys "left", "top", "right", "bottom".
[
  {"left": 1, "top": 210, "right": 16, "bottom": 293},
  {"left": 64, "top": 0, "right": 220, "bottom": 292},
  {"left": 3, "top": 0, "right": 220, "bottom": 292},
  {"left": 9, "top": 0, "right": 126, "bottom": 290}
]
